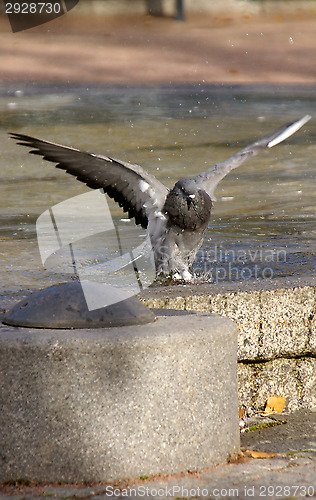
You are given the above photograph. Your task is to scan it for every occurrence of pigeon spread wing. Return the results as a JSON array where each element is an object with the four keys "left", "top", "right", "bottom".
[
  {"left": 9, "top": 133, "right": 169, "bottom": 229},
  {"left": 193, "top": 115, "right": 311, "bottom": 199}
]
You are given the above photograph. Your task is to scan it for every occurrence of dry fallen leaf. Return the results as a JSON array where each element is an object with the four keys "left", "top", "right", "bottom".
[
  {"left": 244, "top": 450, "right": 277, "bottom": 459},
  {"left": 263, "top": 396, "right": 286, "bottom": 415},
  {"left": 239, "top": 408, "right": 246, "bottom": 419}
]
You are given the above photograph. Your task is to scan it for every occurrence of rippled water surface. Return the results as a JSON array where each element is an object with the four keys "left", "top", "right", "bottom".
[{"left": 0, "top": 84, "right": 315, "bottom": 295}]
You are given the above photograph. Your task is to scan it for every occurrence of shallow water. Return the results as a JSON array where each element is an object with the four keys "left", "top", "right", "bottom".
[{"left": 0, "top": 83, "right": 315, "bottom": 296}]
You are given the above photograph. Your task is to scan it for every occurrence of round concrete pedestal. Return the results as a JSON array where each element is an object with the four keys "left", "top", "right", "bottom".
[{"left": 0, "top": 312, "right": 239, "bottom": 482}]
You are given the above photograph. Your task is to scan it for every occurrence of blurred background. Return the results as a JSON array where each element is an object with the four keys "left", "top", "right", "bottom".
[{"left": 1, "top": 0, "right": 316, "bottom": 83}]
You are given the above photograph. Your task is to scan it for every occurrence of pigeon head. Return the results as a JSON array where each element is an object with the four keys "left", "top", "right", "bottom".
[{"left": 163, "top": 178, "right": 213, "bottom": 231}]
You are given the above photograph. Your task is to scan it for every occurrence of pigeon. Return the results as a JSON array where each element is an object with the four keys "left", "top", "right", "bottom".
[{"left": 10, "top": 115, "right": 311, "bottom": 281}]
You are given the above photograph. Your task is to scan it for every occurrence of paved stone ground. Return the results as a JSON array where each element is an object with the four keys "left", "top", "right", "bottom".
[{"left": 0, "top": 410, "right": 315, "bottom": 499}]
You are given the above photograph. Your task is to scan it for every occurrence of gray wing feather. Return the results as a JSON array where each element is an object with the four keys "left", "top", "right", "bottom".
[
  {"left": 9, "top": 133, "right": 169, "bottom": 229},
  {"left": 194, "top": 115, "right": 311, "bottom": 199}
]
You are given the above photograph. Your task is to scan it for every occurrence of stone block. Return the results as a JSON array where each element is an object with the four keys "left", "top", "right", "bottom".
[
  {"left": 238, "top": 358, "right": 316, "bottom": 414},
  {"left": 260, "top": 287, "right": 314, "bottom": 359},
  {"left": 226, "top": 291, "right": 261, "bottom": 360},
  {"left": 185, "top": 295, "right": 211, "bottom": 312}
]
